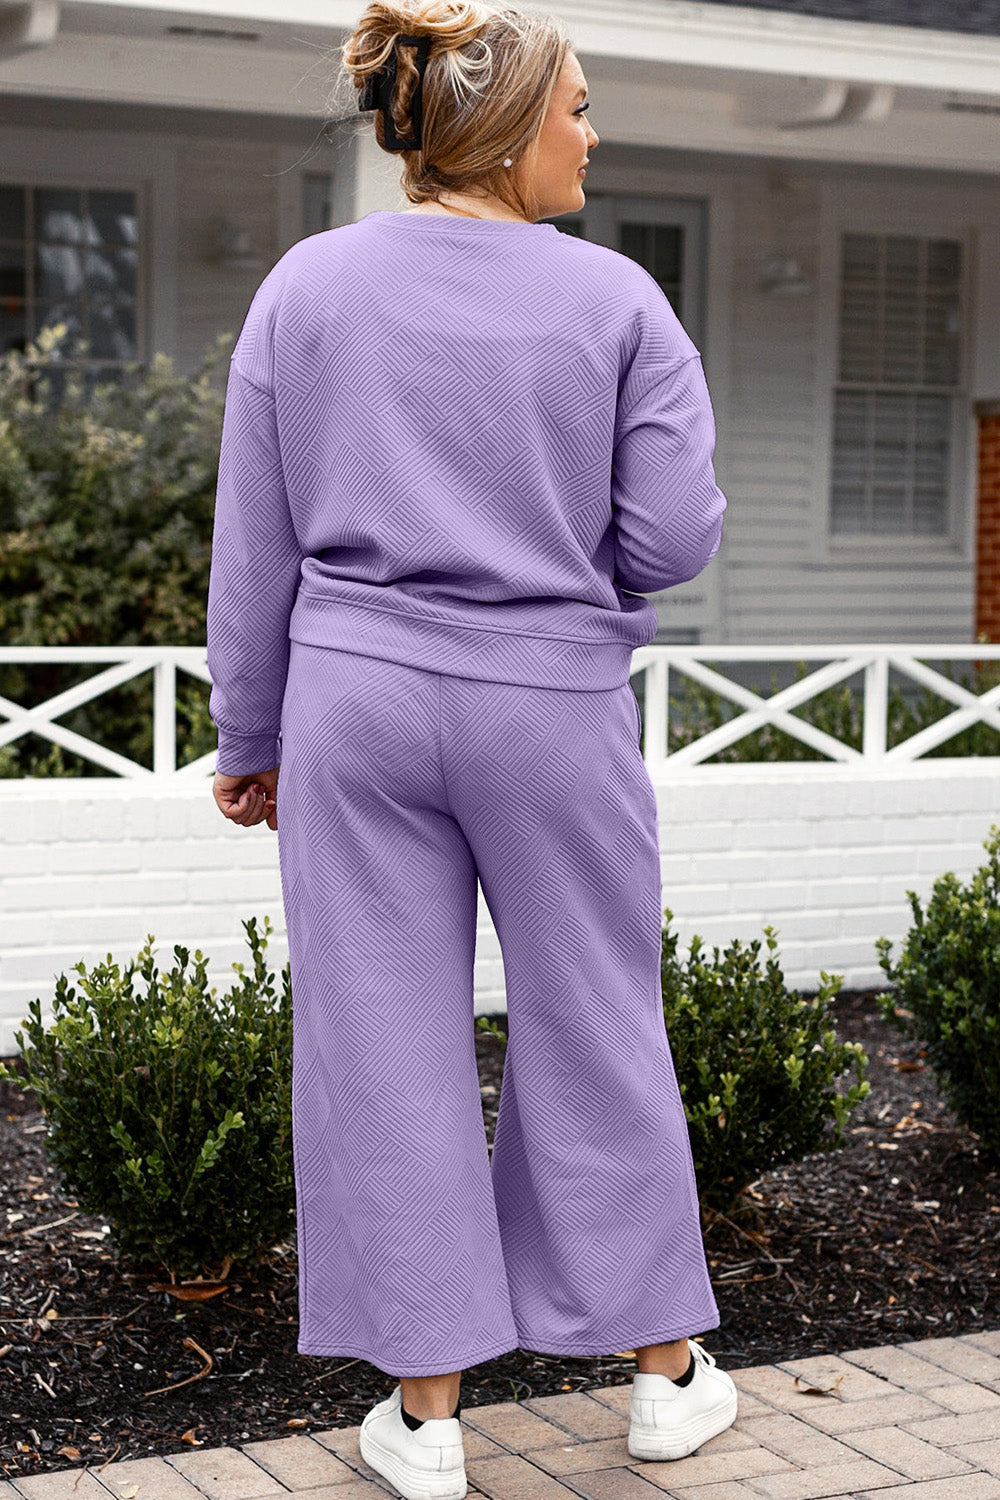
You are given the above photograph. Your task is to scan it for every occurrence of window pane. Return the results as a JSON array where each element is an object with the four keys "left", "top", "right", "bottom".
[
  {"left": 927, "top": 239, "right": 961, "bottom": 284},
  {"left": 89, "top": 190, "right": 138, "bottom": 246},
  {"left": 0, "top": 306, "right": 26, "bottom": 356},
  {"left": 870, "top": 486, "right": 910, "bottom": 533},
  {"left": 619, "top": 221, "right": 683, "bottom": 316},
  {"left": 885, "top": 235, "right": 920, "bottom": 280},
  {"left": 36, "top": 188, "right": 85, "bottom": 243},
  {"left": 650, "top": 226, "right": 682, "bottom": 286},
  {"left": 302, "top": 173, "right": 332, "bottom": 238},
  {"left": 0, "top": 241, "right": 26, "bottom": 300},
  {"left": 842, "top": 232, "right": 879, "bottom": 278},
  {"left": 90, "top": 297, "right": 136, "bottom": 360},
  {"left": 839, "top": 284, "right": 879, "bottom": 383},
  {"left": 924, "top": 290, "right": 961, "bottom": 384},
  {"left": 830, "top": 387, "right": 951, "bottom": 536},
  {"left": 914, "top": 394, "right": 951, "bottom": 485},
  {"left": 20, "top": 185, "right": 138, "bottom": 389},
  {"left": 838, "top": 232, "right": 962, "bottom": 390},
  {"left": 830, "top": 486, "right": 866, "bottom": 533},
  {"left": 84, "top": 246, "right": 137, "bottom": 298},
  {"left": 36, "top": 243, "right": 84, "bottom": 298},
  {"left": 882, "top": 285, "right": 921, "bottom": 383},
  {"left": 0, "top": 185, "right": 26, "bottom": 240},
  {"left": 912, "top": 489, "right": 947, "bottom": 534}
]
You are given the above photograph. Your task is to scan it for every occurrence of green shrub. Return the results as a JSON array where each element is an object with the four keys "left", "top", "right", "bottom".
[
  {"left": 876, "top": 825, "right": 1000, "bottom": 1156},
  {"left": 0, "top": 322, "right": 232, "bottom": 776},
  {"left": 0, "top": 915, "right": 294, "bottom": 1279},
  {"left": 478, "top": 914, "right": 870, "bottom": 1215},
  {"left": 659, "top": 912, "right": 869, "bottom": 1212}
]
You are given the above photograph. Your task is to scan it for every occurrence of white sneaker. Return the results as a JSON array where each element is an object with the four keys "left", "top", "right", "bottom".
[
  {"left": 358, "top": 1383, "right": 467, "bottom": 1500},
  {"left": 628, "top": 1339, "right": 739, "bottom": 1461}
]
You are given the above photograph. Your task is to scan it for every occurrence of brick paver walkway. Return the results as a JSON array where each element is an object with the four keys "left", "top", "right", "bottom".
[{"left": 5, "top": 1332, "right": 1000, "bottom": 1499}]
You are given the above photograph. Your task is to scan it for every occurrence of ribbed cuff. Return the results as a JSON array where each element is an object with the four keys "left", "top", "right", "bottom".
[{"left": 214, "top": 729, "right": 281, "bottom": 778}]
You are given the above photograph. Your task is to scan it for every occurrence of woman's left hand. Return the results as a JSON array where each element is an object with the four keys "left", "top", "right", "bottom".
[{"left": 213, "top": 765, "right": 279, "bottom": 831}]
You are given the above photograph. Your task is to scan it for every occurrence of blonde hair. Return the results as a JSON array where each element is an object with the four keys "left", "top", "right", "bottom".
[{"left": 339, "top": 0, "right": 572, "bottom": 222}]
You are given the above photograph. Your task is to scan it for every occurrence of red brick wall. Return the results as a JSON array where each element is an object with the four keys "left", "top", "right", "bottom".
[{"left": 975, "top": 402, "right": 1000, "bottom": 642}]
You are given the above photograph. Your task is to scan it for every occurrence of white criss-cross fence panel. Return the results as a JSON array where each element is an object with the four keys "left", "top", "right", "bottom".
[
  {"left": 2, "top": 644, "right": 1000, "bottom": 777},
  {"left": 628, "top": 643, "right": 1000, "bottom": 772},
  {"left": 0, "top": 646, "right": 214, "bottom": 779}
]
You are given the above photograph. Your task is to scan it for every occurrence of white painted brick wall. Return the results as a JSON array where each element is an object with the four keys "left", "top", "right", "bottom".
[{"left": 1, "top": 761, "right": 998, "bottom": 1056}]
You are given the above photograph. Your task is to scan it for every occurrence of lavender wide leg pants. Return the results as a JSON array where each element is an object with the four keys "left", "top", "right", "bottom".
[{"left": 275, "top": 640, "right": 720, "bottom": 1376}]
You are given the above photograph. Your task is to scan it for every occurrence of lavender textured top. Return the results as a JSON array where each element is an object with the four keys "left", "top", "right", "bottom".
[{"left": 206, "top": 210, "right": 727, "bottom": 775}]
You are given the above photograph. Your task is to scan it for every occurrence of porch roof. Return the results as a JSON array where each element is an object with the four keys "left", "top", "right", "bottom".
[
  {"left": 1, "top": 1, "right": 998, "bottom": 173},
  {"left": 702, "top": 0, "right": 1000, "bottom": 38}
]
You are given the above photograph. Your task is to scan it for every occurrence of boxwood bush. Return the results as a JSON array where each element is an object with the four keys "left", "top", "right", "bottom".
[
  {"left": 876, "top": 825, "right": 1000, "bottom": 1156},
  {"left": 658, "top": 914, "right": 870, "bottom": 1212},
  {"left": 0, "top": 915, "right": 293, "bottom": 1279}
]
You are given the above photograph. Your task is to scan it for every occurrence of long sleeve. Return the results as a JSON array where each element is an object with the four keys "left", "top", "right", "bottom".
[
  {"left": 612, "top": 326, "right": 727, "bottom": 596},
  {"left": 206, "top": 358, "right": 304, "bottom": 776}
]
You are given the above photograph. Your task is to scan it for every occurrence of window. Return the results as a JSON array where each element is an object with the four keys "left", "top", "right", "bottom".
[
  {"left": 619, "top": 221, "right": 685, "bottom": 323},
  {"left": 0, "top": 183, "right": 140, "bottom": 394},
  {"left": 302, "top": 173, "right": 333, "bottom": 238},
  {"left": 830, "top": 233, "right": 963, "bottom": 538},
  {"left": 542, "top": 216, "right": 584, "bottom": 238}
]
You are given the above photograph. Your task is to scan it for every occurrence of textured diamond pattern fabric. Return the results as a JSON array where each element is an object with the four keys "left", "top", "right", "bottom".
[
  {"left": 276, "top": 641, "right": 720, "bottom": 1374},
  {"left": 206, "top": 211, "right": 727, "bottom": 776}
]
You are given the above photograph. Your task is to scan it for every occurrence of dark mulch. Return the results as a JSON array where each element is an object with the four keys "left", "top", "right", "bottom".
[{"left": 1, "top": 988, "right": 997, "bottom": 1483}]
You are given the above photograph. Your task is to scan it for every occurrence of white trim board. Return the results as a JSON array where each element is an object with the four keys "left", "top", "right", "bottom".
[{"left": 60, "top": 0, "right": 1000, "bottom": 94}]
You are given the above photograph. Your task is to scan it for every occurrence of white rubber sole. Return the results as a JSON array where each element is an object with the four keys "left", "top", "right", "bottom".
[
  {"left": 627, "top": 1384, "right": 739, "bottom": 1461},
  {"left": 358, "top": 1402, "right": 467, "bottom": 1500}
]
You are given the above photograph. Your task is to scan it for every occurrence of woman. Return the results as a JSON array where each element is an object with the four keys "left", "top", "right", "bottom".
[{"left": 206, "top": 3, "right": 737, "bottom": 1496}]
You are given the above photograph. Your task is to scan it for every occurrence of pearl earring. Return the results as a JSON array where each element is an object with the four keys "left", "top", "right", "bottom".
[{"left": 503, "top": 157, "right": 512, "bottom": 167}]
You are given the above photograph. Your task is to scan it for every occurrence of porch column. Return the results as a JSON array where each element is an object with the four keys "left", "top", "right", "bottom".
[{"left": 975, "top": 399, "right": 1000, "bottom": 643}]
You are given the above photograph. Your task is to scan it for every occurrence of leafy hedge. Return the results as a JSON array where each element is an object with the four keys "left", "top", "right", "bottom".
[
  {"left": 877, "top": 825, "right": 1000, "bottom": 1157},
  {"left": 0, "top": 323, "right": 232, "bottom": 776},
  {"left": 658, "top": 915, "right": 869, "bottom": 1211},
  {"left": 0, "top": 909, "right": 869, "bottom": 1272},
  {"left": 0, "top": 916, "right": 293, "bottom": 1279}
]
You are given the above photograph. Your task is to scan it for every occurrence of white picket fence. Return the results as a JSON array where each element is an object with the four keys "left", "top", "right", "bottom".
[{"left": 3, "top": 643, "right": 1000, "bottom": 776}]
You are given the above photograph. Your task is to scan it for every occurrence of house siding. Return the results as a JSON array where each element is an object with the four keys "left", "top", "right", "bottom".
[
  {"left": 174, "top": 137, "right": 289, "bottom": 373},
  {"left": 726, "top": 163, "right": 821, "bottom": 619},
  {"left": 718, "top": 161, "right": 991, "bottom": 643},
  {"left": 2, "top": 98, "right": 996, "bottom": 646}
]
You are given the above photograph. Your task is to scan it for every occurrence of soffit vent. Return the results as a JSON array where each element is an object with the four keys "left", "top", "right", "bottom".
[
  {"left": 166, "top": 26, "right": 261, "bottom": 43},
  {"left": 944, "top": 99, "right": 1000, "bottom": 114}
]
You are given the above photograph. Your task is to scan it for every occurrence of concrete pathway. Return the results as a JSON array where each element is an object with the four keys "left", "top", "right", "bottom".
[{"left": 5, "top": 1332, "right": 1000, "bottom": 1500}]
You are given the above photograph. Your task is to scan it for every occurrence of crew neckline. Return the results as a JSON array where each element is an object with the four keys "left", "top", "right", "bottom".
[{"left": 366, "top": 209, "right": 558, "bottom": 233}]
